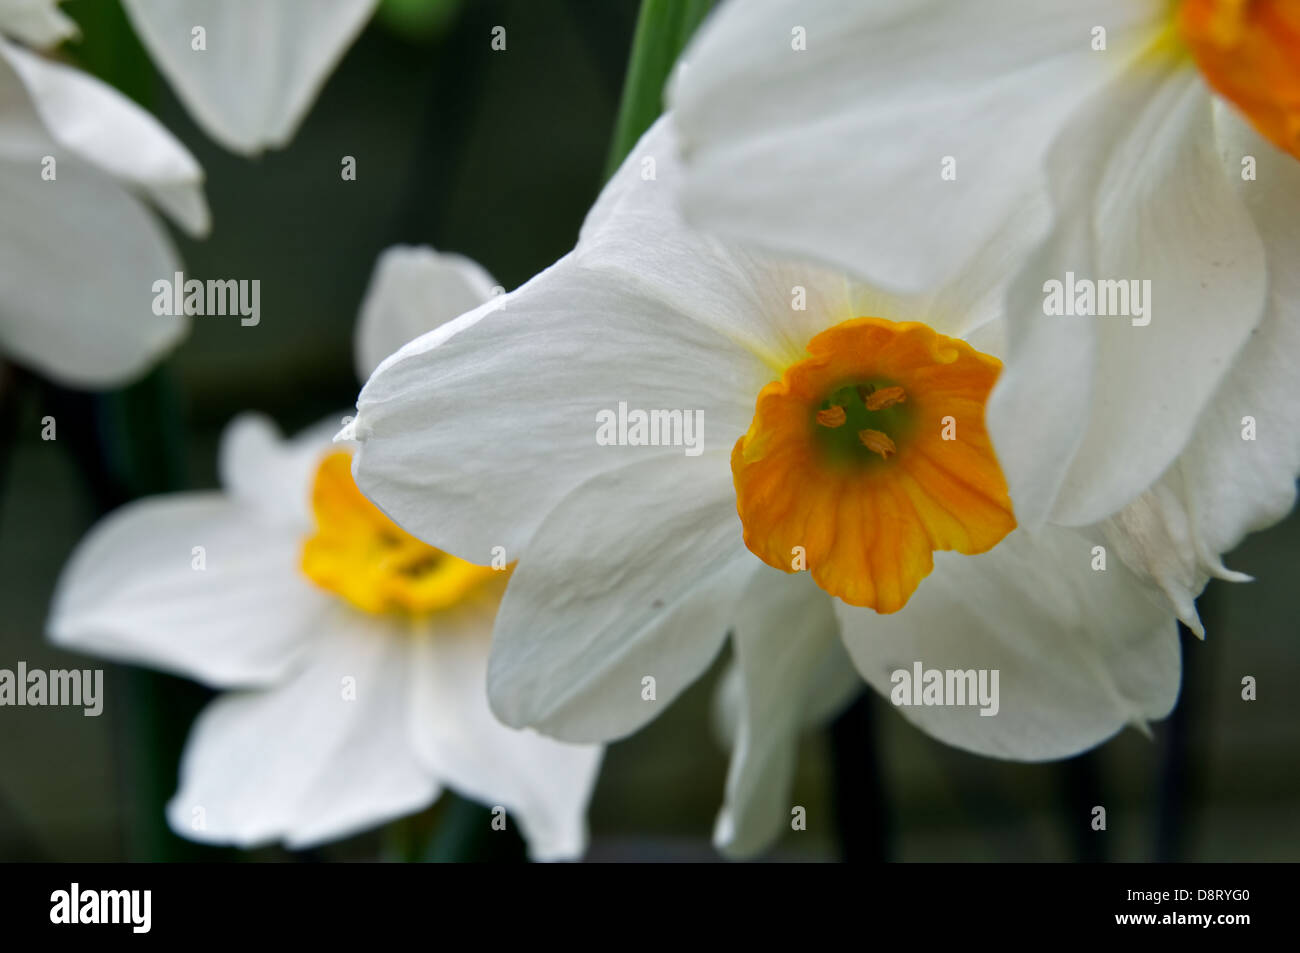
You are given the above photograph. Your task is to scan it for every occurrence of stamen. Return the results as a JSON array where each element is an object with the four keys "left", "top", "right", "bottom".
[
  {"left": 858, "top": 429, "right": 897, "bottom": 459},
  {"left": 864, "top": 385, "right": 907, "bottom": 411},
  {"left": 816, "top": 405, "right": 847, "bottom": 428}
]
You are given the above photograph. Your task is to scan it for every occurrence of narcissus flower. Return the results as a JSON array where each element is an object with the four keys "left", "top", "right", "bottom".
[
  {"left": 670, "top": 0, "right": 1300, "bottom": 628},
  {"left": 0, "top": 15, "right": 208, "bottom": 387},
  {"left": 345, "top": 119, "right": 1180, "bottom": 856},
  {"left": 49, "top": 248, "right": 601, "bottom": 859}
]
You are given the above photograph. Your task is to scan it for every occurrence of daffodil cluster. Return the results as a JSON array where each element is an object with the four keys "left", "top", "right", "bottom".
[
  {"left": 37, "top": 0, "right": 1300, "bottom": 860},
  {"left": 345, "top": 0, "right": 1300, "bottom": 855}
]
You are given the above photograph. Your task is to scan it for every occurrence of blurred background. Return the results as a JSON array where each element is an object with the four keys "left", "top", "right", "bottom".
[{"left": 1, "top": 0, "right": 1297, "bottom": 862}]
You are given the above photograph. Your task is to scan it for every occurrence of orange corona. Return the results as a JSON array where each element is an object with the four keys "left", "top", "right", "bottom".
[
  {"left": 731, "top": 318, "right": 1016, "bottom": 613},
  {"left": 1181, "top": 0, "right": 1300, "bottom": 159}
]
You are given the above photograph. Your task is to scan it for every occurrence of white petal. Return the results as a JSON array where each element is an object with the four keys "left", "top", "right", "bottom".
[
  {"left": 670, "top": 0, "right": 1166, "bottom": 292},
  {"left": 580, "top": 118, "right": 860, "bottom": 369},
  {"left": 837, "top": 525, "right": 1180, "bottom": 760},
  {"left": 1101, "top": 106, "right": 1300, "bottom": 626},
  {"left": 712, "top": 567, "right": 854, "bottom": 858},
  {"left": 0, "top": 66, "right": 53, "bottom": 160},
  {"left": 351, "top": 119, "right": 845, "bottom": 561},
  {"left": 49, "top": 494, "right": 328, "bottom": 688},
  {"left": 1187, "top": 104, "right": 1300, "bottom": 558},
  {"left": 355, "top": 245, "right": 499, "bottom": 381},
  {"left": 218, "top": 412, "right": 345, "bottom": 530},
  {"left": 1100, "top": 478, "right": 1217, "bottom": 638},
  {"left": 166, "top": 613, "right": 439, "bottom": 848},
  {"left": 410, "top": 590, "right": 602, "bottom": 862},
  {"left": 487, "top": 454, "right": 756, "bottom": 743},
  {"left": 989, "top": 67, "right": 1267, "bottom": 527},
  {"left": 352, "top": 263, "right": 769, "bottom": 563},
  {"left": 0, "top": 39, "right": 209, "bottom": 236},
  {"left": 122, "top": 0, "right": 377, "bottom": 155},
  {"left": 0, "top": 0, "right": 78, "bottom": 49},
  {"left": 0, "top": 154, "right": 188, "bottom": 387}
]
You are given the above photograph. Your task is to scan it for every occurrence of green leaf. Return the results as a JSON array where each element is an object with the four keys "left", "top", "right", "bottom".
[{"left": 604, "top": 0, "right": 714, "bottom": 179}]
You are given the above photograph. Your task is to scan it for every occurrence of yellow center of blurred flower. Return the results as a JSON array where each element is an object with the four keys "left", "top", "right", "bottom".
[
  {"left": 301, "top": 452, "right": 499, "bottom": 617},
  {"left": 731, "top": 318, "right": 1016, "bottom": 613},
  {"left": 1180, "top": 0, "right": 1300, "bottom": 159}
]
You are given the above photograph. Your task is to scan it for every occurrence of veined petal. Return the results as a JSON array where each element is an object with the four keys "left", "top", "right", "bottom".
[
  {"left": 1100, "top": 478, "right": 1221, "bottom": 638},
  {"left": 837, "top": 525, "right": 1180, "bottom": 760},
  {"left": 122, "top": 0, "right": 378, "bottom": 155},
  {"left": 0, "top": 0, "right": 78, "bottom": 48},
  {"left": 410, "top": 589, "right": 602, "bottom": 862},
  {"left": 989, "top": 60, "right": 1268, "bottom": 527},
  {"left": 713, "top": 567, "right": 854, "bottom": 858},
  {"left": 48, "top": 495, "right": 328, "bottom": 688},
  {"left": 580, "top": 118, "right": 861, "bottom": 370},
  {"left": 166, "top": 612, "right": 439, "bottom": 849},
  {"left": 0, "top": 153, "right": 188, "bottom": 387},
  {"left": 1103, "top": 104, "right": 1300, "bottom": 625},
  {"left": 355, "top": 245, "right": 499, "bottom": 382},
  {"left": 487, "top": 454, "right": 755, "bottom": 743},
  {"left": 1176, "top": 103, "right": 1300, "bottom": 564},
  {"left": 0, "top": 38, "right": 209, "bottom": 236},
  {"left": 350, "top": 257, "right": 768, "bottom": 562},
  {"left": 349, "top": 119, "right": 849, "bottom": 561},
  {"left": 670, "top": 0, "right": 1167, "bottom": 292}
]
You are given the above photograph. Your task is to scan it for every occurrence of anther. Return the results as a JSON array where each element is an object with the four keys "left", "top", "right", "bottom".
[
  {"left": 858, "top": 429, "right": 897, "bottom": 459},
  {"left": 816, "top": 405, "right": 847, "bottom": 428},
  {"left": 864, "top": 385, "right": 906, "bottom": 411}
]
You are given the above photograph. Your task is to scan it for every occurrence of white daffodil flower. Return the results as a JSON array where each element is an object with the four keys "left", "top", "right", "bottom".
[
  {"left": 121, "top": 0, "right": 379, "bottom": 155},
  {"left": 670, "top": 0, "right": 1300, "bottom": 629},
  {"left": 344, "top": 118, "right": 1180, "bottom": 857},
  {"left": 0, "top": 16, "right": 208, "bottom": 387},
  {"left": 48, "top": 247, "right": 602, "bottom": 860}
]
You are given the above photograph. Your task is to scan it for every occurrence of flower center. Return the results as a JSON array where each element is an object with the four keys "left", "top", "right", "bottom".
[
  {"left": 1179, "top": 0, "right": 1300, "bottom": 159},
  {"left": 731, "top": 318, "right": 1016, "bottom": 613},
  {"left": 812, "top": 381, "right": 912, "bottom": 463},
  {"left": 301, "top": 451, "right": 499, "bottom": 617}
]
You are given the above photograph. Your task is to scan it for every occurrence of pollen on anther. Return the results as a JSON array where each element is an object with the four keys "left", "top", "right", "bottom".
[
  {"left": 858, "top": 429, "right": 897, "bottom": 459},
  {"left": 816, "top": 405, "right": 847, "bottom": 428},
  {"left": 864, "top": 385, "right": 907, "bottom": 411}
]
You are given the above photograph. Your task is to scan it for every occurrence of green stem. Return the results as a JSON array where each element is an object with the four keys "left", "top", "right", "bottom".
[{"left": 604, "top": 0, "right": 714, "bottom": 179}]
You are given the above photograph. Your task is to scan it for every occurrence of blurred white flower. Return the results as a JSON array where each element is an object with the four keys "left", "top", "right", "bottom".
[
  {"left": 48, "top": 248, "right": 602, "bottom": 860},
  {"left": 354, "top": 244, "right": 499, "bottom": 383},
  {"left": 121, "top": 0, "right": 380, "bottom": 155},
  {"left": 345, "top": 119, "right": 1179, "bottom": 856},
  {"left": 0, "top": 16, "right": 208, "bottom": 387},
  {"left": 670, "top": 0, "right": 1300, "bottom": 620}
]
